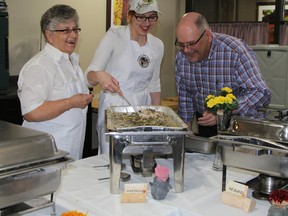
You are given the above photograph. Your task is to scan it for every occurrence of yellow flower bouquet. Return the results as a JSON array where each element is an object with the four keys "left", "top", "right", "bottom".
[
  {"left": 205, "top": 87, "right": 238, "bottom": 115},
  {"left": 205, "top": 87, "right": 239, "bottom": 131}
]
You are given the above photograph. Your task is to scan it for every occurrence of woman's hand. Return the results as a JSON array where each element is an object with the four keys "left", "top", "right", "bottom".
[
  {"left": 68, "top": 93, "right": 94, "bottom": 109},
  {"left": 87, "top": 71, "right": 123, "bottom": 96}
]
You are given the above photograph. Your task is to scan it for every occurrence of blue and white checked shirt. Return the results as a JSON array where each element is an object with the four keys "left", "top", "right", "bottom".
[{"left": 175, "top": 33, "right": 271, "bottom": 124}]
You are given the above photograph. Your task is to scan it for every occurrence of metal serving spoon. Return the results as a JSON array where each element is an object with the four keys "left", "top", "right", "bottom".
[{"left": 122, "top": 93, "right": 140, "bottom": 113}]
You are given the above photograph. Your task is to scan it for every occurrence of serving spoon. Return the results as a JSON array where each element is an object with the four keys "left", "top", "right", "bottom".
[{"left": 122, "top": 93, "right": 140, "bottom": 113}]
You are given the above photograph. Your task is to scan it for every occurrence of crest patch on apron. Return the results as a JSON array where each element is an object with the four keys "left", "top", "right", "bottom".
[{"left": 137, "top": 54, "right": 150, "bottom": 68}]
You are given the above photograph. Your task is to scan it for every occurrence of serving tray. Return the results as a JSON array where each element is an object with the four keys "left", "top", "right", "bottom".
[{"left": 106, "top": 105, "right": 187, "bottom": 132}]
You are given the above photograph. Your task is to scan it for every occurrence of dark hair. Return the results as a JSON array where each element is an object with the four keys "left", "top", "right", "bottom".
[{"left": 40, "top": 4, "right": 79, "bottom": 34}]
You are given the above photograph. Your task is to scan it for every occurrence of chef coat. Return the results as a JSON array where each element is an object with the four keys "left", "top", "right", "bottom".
[{"left": 85, "top": 26, "right": 164, "bottom": 154}]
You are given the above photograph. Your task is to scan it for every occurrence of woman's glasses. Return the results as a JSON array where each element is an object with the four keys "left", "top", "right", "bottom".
[
  {"left": 49, "top": 28, "right": 81, "bottom": 34},
  {"left": 134, "top": 15, "right": 158, "bottom": 22}
]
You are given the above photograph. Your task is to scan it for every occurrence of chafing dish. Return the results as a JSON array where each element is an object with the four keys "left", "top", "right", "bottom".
[
  {"left": 211, "top": 135, "right": 288, "bottom": 177},
  {"left": 0, "top": 120, "right": 70, "bottom": 214},
  {"left": 106, "top": 106, "right": 188, "bottom": 194},
  {"left": 210, "top": 108, "right": 288, "bottom": 199}
]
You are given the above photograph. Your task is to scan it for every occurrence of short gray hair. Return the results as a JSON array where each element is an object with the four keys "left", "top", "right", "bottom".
[
  {"left": 195, "top": 14, "right": 209, "bottom": 32},
  {"left": 40, "top": 4, "right": 79, "bottom": 34}
]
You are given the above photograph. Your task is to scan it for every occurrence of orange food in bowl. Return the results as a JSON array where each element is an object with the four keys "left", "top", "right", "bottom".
[{"left": 61, "top": 210, "right": 88, "bottom": 216}]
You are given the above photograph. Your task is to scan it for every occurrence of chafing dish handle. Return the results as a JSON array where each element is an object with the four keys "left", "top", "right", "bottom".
[
  {"left": 10, "top": 168, "right": 45, "bottom": 181},
  {"left": 214, "top": 135, "right": 288, "bottom": 150},
  {"left": 130, "top": 141, "right": 170, "bottom": 145},
  {"left": 233, "top": 145, "right": 269, "bottom": 156}
]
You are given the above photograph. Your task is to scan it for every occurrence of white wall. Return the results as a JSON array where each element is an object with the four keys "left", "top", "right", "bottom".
[
  {"left": 6, "top": 0, "right": 181, "bottom": 98},
  {"left": 7, "top": 0, "right": 106, "bottom": 77}
]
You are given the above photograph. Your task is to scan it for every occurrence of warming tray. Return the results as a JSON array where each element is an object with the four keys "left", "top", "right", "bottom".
[
  {"left": 227, "top": 116, "right": 288, "bottom": 143},
  {"left": 0, "top": 121, "right": 70, "bottom": 211},
  {"left": 106, "top": 105, "right": 188, "bottom": 132},
  {"left": 211, "top": 135, "right": 288, "bottom": 178},
  {"left": 0, "top": 120, "right": 68, "bottom": 171}
]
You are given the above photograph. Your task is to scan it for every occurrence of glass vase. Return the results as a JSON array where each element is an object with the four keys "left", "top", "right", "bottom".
[
  {"left": 213, "top": 109, "right": 231, "bottom": 172},
  {"left": 216, "top": 109, "right": 231, "bottom": 133},
  {"left": 212, "top": 143, "right": 223, "bottom": 171}
]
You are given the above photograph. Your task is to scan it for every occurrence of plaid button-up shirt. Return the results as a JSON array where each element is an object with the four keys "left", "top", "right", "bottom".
[{"left": 175, "top": 33, "right": 271, "bottom": 124}]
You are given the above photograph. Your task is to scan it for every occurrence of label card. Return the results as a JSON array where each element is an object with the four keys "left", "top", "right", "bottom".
[
  {"left": 226, "top": 180, "right": 248, "bottom": 197},
  {"left": 121, "top": 183, "right": 147, "bottom": 203}
]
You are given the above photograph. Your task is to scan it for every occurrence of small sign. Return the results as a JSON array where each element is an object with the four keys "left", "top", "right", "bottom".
[
  {"left": 120, "top": 183, "right": 147, "bottom": 203},
  {"left": 226, "top": 180, "right": 248, "bottom": 197}
]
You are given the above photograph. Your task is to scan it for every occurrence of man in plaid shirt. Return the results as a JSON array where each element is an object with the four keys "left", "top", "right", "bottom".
[{"left": 175, "top": 12, "right": 271, "bottom": 136}]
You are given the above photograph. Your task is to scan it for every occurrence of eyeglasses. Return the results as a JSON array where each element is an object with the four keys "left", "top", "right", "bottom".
[
  {"left": 49, "top": 28, "right": 81, "bottom": 34},
  {"left": 134, "top": 15, "right": 158, "bottom": 22},
  {"left": 175, "top": 30, "right": 206, "bottom": 49}
]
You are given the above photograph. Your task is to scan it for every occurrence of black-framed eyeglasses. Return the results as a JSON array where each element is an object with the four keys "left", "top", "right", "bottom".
[
  {"left": 49, "top": 28, "right": 81, "bottom": 34},
  {"left": 175, "top": 30, "right": 206, "bottom": 49},
  {"left": 134, "top": 15, "right": 158, "bottom": 22}
]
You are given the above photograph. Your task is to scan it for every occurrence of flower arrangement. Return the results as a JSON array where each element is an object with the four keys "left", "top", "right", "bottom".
[
  {"left": 269, "top": 189, "right": 288, "bottom": 207},
  {"left": 205, "top": 87, "right": 239, "bottom": 115},
  {"left": 267, "top": 189, "right": 288, "bottom": 215}
]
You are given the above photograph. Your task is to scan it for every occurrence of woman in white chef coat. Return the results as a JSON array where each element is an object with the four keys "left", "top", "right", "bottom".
[
  {"left": 85, "top": 0, "right": 164, "bottom": 154},
  {"left": 17, "top": 4, "right": 94, "bottom": 160}
]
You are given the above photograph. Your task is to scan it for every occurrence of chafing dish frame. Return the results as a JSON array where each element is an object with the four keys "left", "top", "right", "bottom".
[{"left": 108, "top": 131, "right": 187, "bottom": 194}]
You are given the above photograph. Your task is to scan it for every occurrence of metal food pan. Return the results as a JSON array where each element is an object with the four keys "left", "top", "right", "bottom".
[
  {"left": 185, "top": 135, "right": 216, "bottom": 154},
  {"left": 0, "top": 161, "right": 66, "bottom": 209},
  {"left": 211, "top": 135, "right": 288, "bottom": 177},
  {"left": 106, "top": 105, "right": 188, "bottom": 132}
]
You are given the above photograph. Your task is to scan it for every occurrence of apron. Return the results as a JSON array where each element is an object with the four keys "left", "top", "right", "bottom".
[
  {"left": 23, "top": 57, "right": 88, "bottom": 160},
  {"left": 97, "top": 37, "right": 155, "bottom": 154}
]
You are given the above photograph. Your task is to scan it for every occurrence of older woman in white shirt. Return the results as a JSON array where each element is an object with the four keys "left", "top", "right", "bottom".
[{"left": 18, "top": 4, "right": 93, "bottom": 160}]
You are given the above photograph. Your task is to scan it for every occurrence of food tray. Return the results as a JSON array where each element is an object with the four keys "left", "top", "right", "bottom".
[
  {"left": 211, "top": 135, "right": 288, "bottom": 177},
  {"left": 185, "top": 135, "right": 216, "bottom": 154},
  {"left": 106, "top": 105, "right": 187, "bottom": 132}
]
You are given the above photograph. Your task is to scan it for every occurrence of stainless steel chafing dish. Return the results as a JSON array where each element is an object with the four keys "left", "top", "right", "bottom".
[
  {"left": 210, "top": 108, "right": 288, "bottom": 198},
  {"left": 106, "top": 106, "right": 188, "bottom": 194},
  {"left": 211, "top": 135, "right": 288, "bottom": 178},
  {"left": 0, "top": 120, "right": 70, "bottom": 215}
]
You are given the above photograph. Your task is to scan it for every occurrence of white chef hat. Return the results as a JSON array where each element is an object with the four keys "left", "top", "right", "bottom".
[{"left": 129, "top": 0, "right": 162, "bottom": 15}]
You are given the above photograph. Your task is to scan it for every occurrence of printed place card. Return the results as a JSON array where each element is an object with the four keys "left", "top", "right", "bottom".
[
  {"left": 120, "top": 183, "right": 147, "bottom": 203},
  {"left": 226, "top": 180, "right": 248, "bottom": 197}
]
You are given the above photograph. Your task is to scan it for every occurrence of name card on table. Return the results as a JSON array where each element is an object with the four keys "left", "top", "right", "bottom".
[
  {"left": 226, "top": 180, "right": 248, "bottom": 197},
  {"left": 120, "top": 183, "right": 147, "bottom": 203},
  {"left": 221, "top": 181, "right": 255, "bottom": 212}
]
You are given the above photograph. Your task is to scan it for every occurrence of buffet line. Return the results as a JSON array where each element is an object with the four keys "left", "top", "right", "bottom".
[{"left": 1, "top": 104, "right": 288, "bottom": 215}]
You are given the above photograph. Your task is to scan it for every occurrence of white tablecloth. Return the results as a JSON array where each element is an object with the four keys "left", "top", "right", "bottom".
[{"left": 26, "top": 153, "right": 271, "bottom": 216}]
